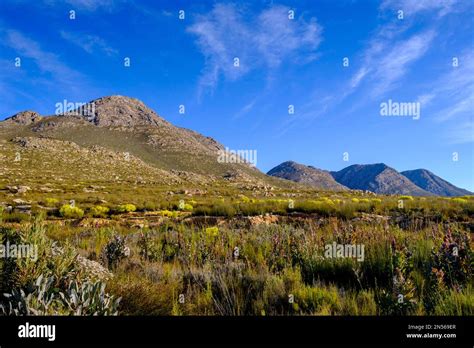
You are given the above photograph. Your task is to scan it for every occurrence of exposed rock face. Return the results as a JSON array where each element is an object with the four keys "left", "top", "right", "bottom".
[
  {"left": 401, "top": 169, "right": 472, "bottom": 197},
  {"left": 4, "top": 111, "right": 42, "bottom": 125},
  {"left": 73, "top": 95, "right": 169, "bottom": 127},
  {"left": 267, "top": 161, "right": 348, "bottom": 191},
  {"left": 330, "top": 163, "right": 432, "bottom": 196}
]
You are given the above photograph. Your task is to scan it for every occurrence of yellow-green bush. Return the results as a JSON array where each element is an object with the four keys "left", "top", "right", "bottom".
[
  {"left": 399, "top": 195, "right": 414, "bottom": 201},
  {"left": 182, "top": 203, "right": 193, "bottom": 212},
  {"left": 159, "top": 210, "right": 178, "bottom": 218},
  {"left": 205, "top": 226, "right": 219, "bottom": 238},
  {"left": 90, "top": 205, "right": 110, "bottom": 218},
  {"left": 43, "top": 198, "right": 59, "bottom": 207},
  {"left": 451, "top": 197, "right": 468, "bottom": 204},
  {"left": 59, "top": 204, "right": 84, "bottom": 219},
  {"left": 116, "top": 204, "right": 137, "bottom": 213}
]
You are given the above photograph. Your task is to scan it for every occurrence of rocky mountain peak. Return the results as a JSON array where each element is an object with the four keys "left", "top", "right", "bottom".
[
  {"left": 73, "top": 95, "right": 169, "bottom": 127},
  {"left": 5, "top": 110, "right": 42, "bottom": 125},
  {"left": 268, "top": 161, "right": 348, "bottom": 191}
]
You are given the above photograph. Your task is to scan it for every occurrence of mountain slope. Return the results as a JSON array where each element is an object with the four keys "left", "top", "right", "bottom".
[
  {"left": 330, "top": 163, "right": 432, "bottom": 196},
  {"left": 401, "top": 169, "right": 472, "bottom": 197},
  {"left": 267, "top": 161, "right": 348, "bottom": 191},
  {"left": 0, "top": 96, "right": 298, "bottom": 195}
]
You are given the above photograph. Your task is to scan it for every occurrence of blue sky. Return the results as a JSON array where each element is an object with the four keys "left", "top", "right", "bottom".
[{"left": 0, "top": 0, "right": 473, "bottom": 190}]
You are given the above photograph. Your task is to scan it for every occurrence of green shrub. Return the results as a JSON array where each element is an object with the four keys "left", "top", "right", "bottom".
[
  {"left": 182, "top": 203, "right": 193, "bottom": 212},
  {"left": 159, "top": 210, "right": 178, "bottom": 218},
  {"left": 451, "top": 198, "right": 468, "bottom": 204},
  {"left": 43, "top": 198, "right": 59, "bottom": 207},
  {"left": 103, "top": 235, "right": 130, "bottom": 269},
  {"left": 90, "top": 205, "right": 110, "bottom": 218},
  {"left": 205, "top": 226, "right": 219, "bottom": 238},
  {"left": 59, "top": 205, "right": 84, "bottom": 219},
  {"left": 116, "top": 204, "right": 136, "bottom": 213},
  {"left": 0, "top": 274, "right": 120, "bottom": 315}
]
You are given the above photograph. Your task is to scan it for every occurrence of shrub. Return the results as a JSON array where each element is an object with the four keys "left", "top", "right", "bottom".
[
  {"left": 182, "top": 203, "right": 193, "bottom": 212},
  {"left": 399, "top": 195, "right": 414, "bottom": 201},
  {"left": 59, "top": 204, "right": 84, "bottom": 219},
  {"left": 43, "top": 198, "right": 59, "bottom": 207},
  {"left": 90, "top": 205, "right": 110, "bottom": 218},
  {"left": 103, "top": 235, "right": 130, "bottom": 269},
  {"left": 137, "top": 233, "right": 161, "bottom": 262},
  {"left": 239, "top": 195, "right": 251, "bottom": 203},
  {"left": 451, "top": 198, "right": 468, "bottom": 204},
  {"left": 205, "top": 226, "right": 219, "bottom": 238},
  {"left": 116, "top": 204, "right": 136, "bottom": 213},
  {"left": 159, "top": 210, "right": 178, "bottom": 218},
  {"left": 351, "top": 198, "right": 360, "bottom": 203},
  {"left": 0, "top": 274, "right": 120, "bottom": 315}
]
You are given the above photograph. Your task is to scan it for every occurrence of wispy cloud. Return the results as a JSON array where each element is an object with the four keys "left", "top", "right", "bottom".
[
  {"left": 0, "top": 29, "right": 96, "bottom": 99},
  {"left": 60, "top": 31, "right": 118, "bottom": 56},
  {"left": 370, "top": 30, "right": 435, "bottom": 96},
  {"left": 45, "top": 0, "right": 117, "bottom": 11},
  {"left": 380, "top": 0, "right": 460, "bottom": 18},
  {"left": 187, "top": 3, "right": 322, "bottom": 97},
  {"left": 3, "top": 30, "right": 84, "bottom": 84},
  {"left": 418, "top": 51, "right": 474, "bottom": 143}
]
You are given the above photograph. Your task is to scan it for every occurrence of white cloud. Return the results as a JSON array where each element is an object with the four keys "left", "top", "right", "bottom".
[
  {"left": 60, "top": 31, "right": 118, "bottom": 56},
  {"left": 380, "top": 0, "right": 459, "bottom": 18},
  {"left": 0, "top": 29, "right": 97, "bottom": 98},
  {"left": 4, "top": 30, "right": 84, "bottom": 84},
  {"left": 416, "top": 51, "right": 474, "bottom": 143},
  {"left": 370, "top": 30, "right": 435, "bottom": 96},
  {"left": 187, "top": 4, "right": 322, "bottom": 96},
  {"left": 45, "top": 0, "right": 117, "bottom": 11}
]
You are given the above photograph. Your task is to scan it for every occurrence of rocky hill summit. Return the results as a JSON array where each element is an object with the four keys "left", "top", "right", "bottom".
[
  {"left": 401, "top": 169, "right": 472, "bottom": 196},
  {"left": 267, "top": 161, "right": 348, "bottom": 191},
  {"left": 4, "top": 110, "right": 42, "bottom": 125},
  {"left": 330, "top": 163, "right": 432, "bottom": 196},
  {"left": 72, "top": 95, "right": 170, "bottom": 127}
]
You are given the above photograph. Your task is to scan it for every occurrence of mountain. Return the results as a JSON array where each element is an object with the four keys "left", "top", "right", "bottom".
[
  {"left": 0, "top": 96, "right": 298, "bottom": 197},
  {"left": 330, "top": 163, "right": 432, "bottom": 196},
  {"left": 401, "top": 169, "right": 472, "bottom": 197},
  {"left": 267, "top": 161, "right": 348, "bottom": 191},
  {"left": 3, "top": 111, "right": 42, "bottom": 125}
]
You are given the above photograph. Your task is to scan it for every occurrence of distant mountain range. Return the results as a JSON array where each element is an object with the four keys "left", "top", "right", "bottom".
[
  {"left": 267, "top": 161, "right": 348, "bottom": 191},
  {"left": 401, "top": 169, "right": 472, "bottom": 197},
  {"left": 2, "top": 95, "right": 470, "bottom": 198},
  {"left": 268, "top": 161, "right": 471, "bottom": 196}
]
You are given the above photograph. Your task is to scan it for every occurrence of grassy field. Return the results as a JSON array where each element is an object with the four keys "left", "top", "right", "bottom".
[{"left": 0, "top": 193, "right": 472, "bottom": 316}]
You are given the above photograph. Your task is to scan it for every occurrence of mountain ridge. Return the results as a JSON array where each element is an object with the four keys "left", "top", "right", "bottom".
[
  {"left": 267, "top": 161, "right": 348, "bottom": 191},
  {"left": 268, "top": 161, "right": 470, "bottom": 196},
  {"left": 401, "top": 169, "right": 472, "bottom": 197},
  {"left": 2, "top": 96, "right": 470, "bottom": 197}
]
